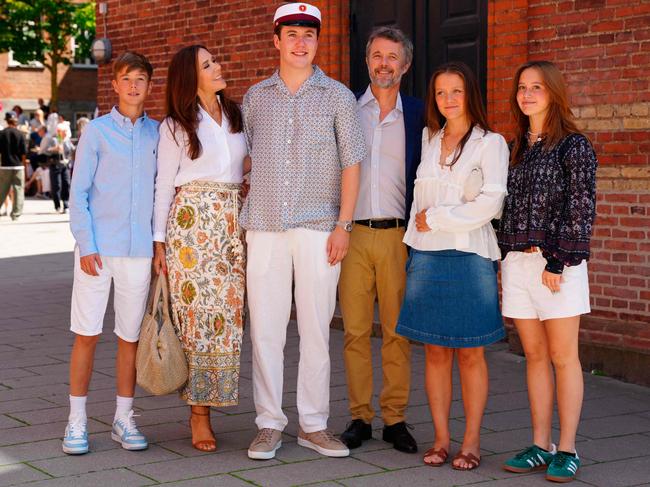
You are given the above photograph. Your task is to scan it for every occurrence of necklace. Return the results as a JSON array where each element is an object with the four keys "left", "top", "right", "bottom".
[{"left": 527, "top": 130, "right": 543, "bottom": 143}]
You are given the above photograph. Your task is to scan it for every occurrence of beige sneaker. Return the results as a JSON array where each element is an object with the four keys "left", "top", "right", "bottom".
[
  {"left": 298, "top": 427, "right": 350, "bottom": 457},
  {"left": 247, "top": 428, "right": 282, "bottom": 460}
]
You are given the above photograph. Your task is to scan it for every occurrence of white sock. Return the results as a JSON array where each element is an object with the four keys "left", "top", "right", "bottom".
[
  {"left": 69, "top": 395, "right": 87, "bottom": 422},
  {"left": 114, "top": 395, "right": 134, "bottom": 421}
]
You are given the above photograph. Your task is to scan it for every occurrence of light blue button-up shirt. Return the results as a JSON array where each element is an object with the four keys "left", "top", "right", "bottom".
[{"left": 70, "top": 107, "right": 160, "bottom": 258}]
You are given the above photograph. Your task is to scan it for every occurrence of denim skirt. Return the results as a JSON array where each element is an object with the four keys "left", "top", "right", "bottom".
[{"left": 396, "top": 249, "right": 504, "bottom": 348}]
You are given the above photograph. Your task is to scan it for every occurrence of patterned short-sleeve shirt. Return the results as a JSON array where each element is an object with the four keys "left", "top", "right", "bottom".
[{"left": 240, "top": 65, "right": 366, "bottom": 232}]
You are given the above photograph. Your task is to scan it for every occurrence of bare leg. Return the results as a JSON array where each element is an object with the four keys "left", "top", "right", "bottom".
[
  {"left": 69, "top": 334, "right": 100, "bottom": 396},
  {"left": 453, "top": 347, "right": 488, "bottom": 468},
  {"left": 115, "top": 337, "right": 137, "bottom": 397},
  {"left": 545, "top": 316, "right": 582, "bottom": 453},
  {"left": 514, "top": 318, "right": 555, "bottom": 450},
  {"left": 423, "top": 345, "right": 453, "bottom": 465}
]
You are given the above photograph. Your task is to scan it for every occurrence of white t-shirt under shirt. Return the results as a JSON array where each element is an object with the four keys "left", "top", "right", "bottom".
[
  {"left": 153, "top": 105, "right": 247, "bottom": 242},
  {"left": 403, "top": 126, "right": 509, "bottom": 261}
]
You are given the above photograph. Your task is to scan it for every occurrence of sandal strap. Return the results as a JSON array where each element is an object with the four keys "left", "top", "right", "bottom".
[
  {"left": 424, "top": 447, "right": 448, "bottom": 460},
  {"left": 453, "top": 451, "right": 480, "bottom": 467}
]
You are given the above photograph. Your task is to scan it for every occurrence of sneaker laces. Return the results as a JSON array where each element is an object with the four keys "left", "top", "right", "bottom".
[
  {"left": 552, "top": 451, "right": 574, "bottom": 468},
  {"left": 514, "top": 445, "right": 537, "bottom": 459},
  {"left": 119, "top": 410, "right": 141, "bottom": 435},
  {"left": 68, "top": 417, "right": 86, "bottom": 438},
  {"left": 253, "top": 428, "right": 275, "bottom": 446}
]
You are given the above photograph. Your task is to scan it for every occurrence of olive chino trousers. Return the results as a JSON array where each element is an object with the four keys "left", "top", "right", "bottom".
[{"left": 338, "top": 224, "right": 411, "bottom": 426}]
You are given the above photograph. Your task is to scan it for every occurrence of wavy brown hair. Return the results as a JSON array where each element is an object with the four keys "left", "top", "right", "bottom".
[
  {"left": 164, "top": 45, "right": 243, "bottom": 160},
  {"left": 425, "top": 61, "right": 491, "bottom": 167},
  {"left": 509, "top": 60, "right": 581, "bottom": 165}
]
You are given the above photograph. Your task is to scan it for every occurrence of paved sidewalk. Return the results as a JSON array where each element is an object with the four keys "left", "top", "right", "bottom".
[{"left": 1, "top": 199, "right": 650, "bottom": 487}]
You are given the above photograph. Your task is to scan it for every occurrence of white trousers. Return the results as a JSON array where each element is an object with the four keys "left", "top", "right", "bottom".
[
  {"left": 246, "top": 229, "right": 340, "bottom": 433},
  {"left": 70, "top": 247, "right": 151, "bottom": 342}
]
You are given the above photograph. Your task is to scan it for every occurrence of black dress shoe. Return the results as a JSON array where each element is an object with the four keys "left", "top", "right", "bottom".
[
  {"left": 382, "top": 422, "right": 417, "bottom": 453},
  {"left": 340, "top": 419, "right": 372, "bottom": 449}
]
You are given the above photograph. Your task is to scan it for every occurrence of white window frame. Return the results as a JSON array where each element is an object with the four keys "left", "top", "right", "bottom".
[
  {"left": 7, "top": 50, "right": 44, "bottom": 69},
  {"left": 71, "top": 37, "right": 97, "bottom": 69}
]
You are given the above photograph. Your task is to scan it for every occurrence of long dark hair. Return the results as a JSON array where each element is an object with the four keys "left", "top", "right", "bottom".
[
  {"left": 425, "top": 61, "right": 491, "bottom": 167},
  {"left": 164, "top": 44, "right": 243, "bottom": 160},
  {"left": 509, "top": 60, "right": 581, "bottom": 165}
]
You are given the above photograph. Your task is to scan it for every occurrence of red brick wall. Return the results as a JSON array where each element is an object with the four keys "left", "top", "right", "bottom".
[
  {"left": 97, "top": 1, "right": 650, "bottom": 334},
  {"left": 96, "top": 0, "right": 349, "bottom": 119},
  {"left": 0, "top": 53, "right": 97, "bottom": 105}
]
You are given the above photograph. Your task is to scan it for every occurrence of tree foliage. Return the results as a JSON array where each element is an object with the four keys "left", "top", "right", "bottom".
[{"left": 0, "top": 0, "right": 96, "bottom": 110}]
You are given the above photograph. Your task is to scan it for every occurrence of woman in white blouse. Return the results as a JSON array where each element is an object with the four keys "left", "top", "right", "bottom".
[
  {"left": 153, "top": 45, "right": 249, "bottom": 452},
  {"left": 396, "top": 62, "right": 509, "bottom": 470}
]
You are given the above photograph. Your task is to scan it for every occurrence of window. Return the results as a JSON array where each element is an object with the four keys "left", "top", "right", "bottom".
[
  {"left": 71, "top": 37, "right": 97, "bottom": 68},
  {"left": 7, "top": 50, "right": 44, "bottom": 69}
]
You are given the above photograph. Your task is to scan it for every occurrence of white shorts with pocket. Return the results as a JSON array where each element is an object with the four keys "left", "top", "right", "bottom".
[
  {"left": 70, "top": 247, "right": 151, "bottom": 342},
  {"left": 501, "top": 250, "right": 590, "bottom": 321}
]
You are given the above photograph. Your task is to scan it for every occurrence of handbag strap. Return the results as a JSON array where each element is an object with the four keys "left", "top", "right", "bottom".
[{"left": 150, "top": 273, "right": 171, "bottom": 322}]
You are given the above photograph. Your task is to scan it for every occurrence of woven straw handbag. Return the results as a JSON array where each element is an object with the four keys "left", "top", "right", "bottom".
[{"left": 136, "top": 273, "right": 188, "bottom": 395}]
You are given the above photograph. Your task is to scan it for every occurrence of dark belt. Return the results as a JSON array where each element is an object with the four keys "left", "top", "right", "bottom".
[{"left": 354, "top": 218, "right": 405, "bottom": 229}]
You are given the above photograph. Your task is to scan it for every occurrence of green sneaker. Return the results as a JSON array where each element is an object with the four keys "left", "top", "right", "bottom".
[
  {"left": 503, "top": 444, "right": 556, "bottom": 473},
  {"left": 546, "top": 451, "right": 580, "bottom": 483}
]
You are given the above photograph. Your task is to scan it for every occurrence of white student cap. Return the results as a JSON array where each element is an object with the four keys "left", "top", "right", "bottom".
[{"left": 273, "top": 3, "right": 322, "bottom": 29}]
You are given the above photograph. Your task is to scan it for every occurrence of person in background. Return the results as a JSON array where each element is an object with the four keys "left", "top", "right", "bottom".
[
  {"left": 498, "top": 60, "right": 598, "bottom": 484},
  {"left": 0, "top": 111, "right": 28, "bottom": 220}
]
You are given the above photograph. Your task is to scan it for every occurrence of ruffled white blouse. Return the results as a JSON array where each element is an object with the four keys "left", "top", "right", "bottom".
[
  {"left": 403, "top": 126, "right": 509, "bottom": 260},
  {"left": 153, "top": 105, "right": 247, "bottom": 242}
]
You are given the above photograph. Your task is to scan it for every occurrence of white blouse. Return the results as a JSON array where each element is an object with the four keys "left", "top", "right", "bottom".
[
  {"left": 403, "top": 126, "right": 509, "bottom": 260},
  {"left": 153, "top": 105, "right": 247, "bottom": 242}
]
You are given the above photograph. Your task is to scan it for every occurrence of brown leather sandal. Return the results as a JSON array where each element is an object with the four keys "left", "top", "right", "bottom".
[
  {"left": 452, "top": 451, "right": 481, "bottom": 470},
  {"left": 190, "top": 408, "right": 217, "bottom": 452},
  {"left": 423, "top": 447, "right": 448, "bottom": 467}
]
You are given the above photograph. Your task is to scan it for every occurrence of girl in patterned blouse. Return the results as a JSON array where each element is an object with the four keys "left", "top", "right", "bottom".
[{"left": 498, "top": 61, "right": 598, "bottom": 483}]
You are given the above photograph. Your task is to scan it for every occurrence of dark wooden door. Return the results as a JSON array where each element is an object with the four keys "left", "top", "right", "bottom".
[{"left": 350, "top": 0, "right": 488, "bottom": 103}]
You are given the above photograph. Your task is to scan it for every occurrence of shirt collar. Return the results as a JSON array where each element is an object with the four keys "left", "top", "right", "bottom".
[
  {"left": 439, "top": 124, "right": 486, "bottom": 141},
  {"left": 110, "top": 106, "right": 147, "bottom": 128},
  {"left": 359, "top": 85, "right": 403, "bottom": 113},
  {"left": 260, "top": 65, "right": 329, "bottom": 91}
]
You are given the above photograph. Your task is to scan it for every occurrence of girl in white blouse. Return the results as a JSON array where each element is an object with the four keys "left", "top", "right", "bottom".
[
  {"left": 396, "top": 62, "right": 509, "bottom": 470},
  {"left": 152, "top": 45, "right": 249, "bottom": 453}
]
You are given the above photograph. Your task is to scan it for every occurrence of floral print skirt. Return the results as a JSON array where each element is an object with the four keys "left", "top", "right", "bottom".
[{"left": 165, "top": 180, "right": 245, "bottom": 406}]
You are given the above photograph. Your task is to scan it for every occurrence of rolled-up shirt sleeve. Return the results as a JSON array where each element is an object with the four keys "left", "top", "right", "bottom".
[
  {"left": 426, "top": 134, "right": 509, "bottom": 233},
  {"left": 334, "top": 89, "right": 366, "bottom": 169},
  {"left": 69, "top": 125, "right": 100, "bottom": 256},
  {"left": 153, "top": 120, "right": 183, "bottom": 242}
]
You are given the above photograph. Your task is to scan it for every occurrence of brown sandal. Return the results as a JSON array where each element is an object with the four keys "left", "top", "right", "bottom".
[
  {"left": 423, "top": 447, "right": 448, "bottom": 467},
  {"left": 190, "top": 408, "right": 217, "bottom": 452},
  {"left": 452, "top": 451, "right": 481, "bottom": 470}
]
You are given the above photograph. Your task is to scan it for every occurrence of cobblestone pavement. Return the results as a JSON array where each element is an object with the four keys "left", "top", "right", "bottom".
[{"left": 1, "top": 199, "right": 650, "bottom": 486}]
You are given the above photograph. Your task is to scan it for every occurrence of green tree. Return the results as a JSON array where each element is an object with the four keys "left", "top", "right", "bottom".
[{"left": 0, "top": 0, "right": 96, "bottom": 112}]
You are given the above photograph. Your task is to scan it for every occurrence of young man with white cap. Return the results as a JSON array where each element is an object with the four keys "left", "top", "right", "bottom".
[{"left": 241, "top": 2, "right": 365, "bottom": 460}]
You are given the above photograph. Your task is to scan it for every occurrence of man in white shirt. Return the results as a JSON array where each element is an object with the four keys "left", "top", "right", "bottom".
[{"left": 339, "top": 26, "right": 424, "bottom": 453}]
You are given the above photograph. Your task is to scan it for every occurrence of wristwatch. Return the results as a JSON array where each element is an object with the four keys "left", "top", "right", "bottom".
[{"left": 336, "top": 220, "right": 353, "bottom": 232}]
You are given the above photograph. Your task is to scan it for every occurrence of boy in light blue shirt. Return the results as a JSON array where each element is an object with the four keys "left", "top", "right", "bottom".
[{"left": 64, "top": 51, "right": 159, "bottom": 455}]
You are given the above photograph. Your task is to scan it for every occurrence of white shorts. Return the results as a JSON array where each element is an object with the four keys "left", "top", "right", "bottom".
[
  {"left": 70, "top": 247, "right": 151, "bottom": 342},
  {"left": 501, "top": 250, "right": 590, "bottom": 321}
]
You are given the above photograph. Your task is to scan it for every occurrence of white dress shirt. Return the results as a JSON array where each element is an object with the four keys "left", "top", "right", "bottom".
[
  {"left": 153, "top": 105, "right": 247, "bottom": 242},
  {"left": 354, "top": 86, "right": 406, "bottom": 220},
  {"left": 403, "top": 126, "right": 509, "bottom": 260}
]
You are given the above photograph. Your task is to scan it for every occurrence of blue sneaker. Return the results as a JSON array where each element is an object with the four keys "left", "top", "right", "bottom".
[
  {"left": 62, "top": 417, "right": 89, "bottom": 455},
  {"left": 111, "top": 410, "right": 148, "bottom": 451}
]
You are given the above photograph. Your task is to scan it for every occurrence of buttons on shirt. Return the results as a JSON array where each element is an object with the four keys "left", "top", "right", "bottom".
[
  {"left": 284, "top": 180, "right": 289, "bottom": 186},
  {"left": 288, "top": 118, "right": 293, "bottom": 124},
  {"left": 286, "top": 159, "right": 290, "bottom": 165},
  {"left": 287, "top": 139, "right": 292, "bottom": 145},
  {"left": 283, "top": 202, "right": 288, "bottom": 207}
]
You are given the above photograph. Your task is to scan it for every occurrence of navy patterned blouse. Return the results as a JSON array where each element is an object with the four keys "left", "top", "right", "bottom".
[{"left": 497, "top": 133, "right": 598, "bottom": 274}]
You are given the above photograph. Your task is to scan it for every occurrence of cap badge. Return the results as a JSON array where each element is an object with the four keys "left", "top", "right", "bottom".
[{"left": 299, "top": 4, "right": 307, "bottom": 11}]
